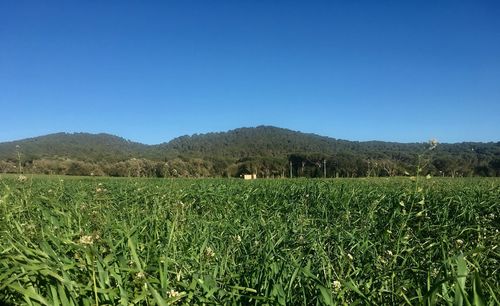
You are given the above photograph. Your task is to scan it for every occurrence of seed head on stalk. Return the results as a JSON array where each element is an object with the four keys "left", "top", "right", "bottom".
[{"left": 428, "top": 139, "right": 438, "bottom": 150}]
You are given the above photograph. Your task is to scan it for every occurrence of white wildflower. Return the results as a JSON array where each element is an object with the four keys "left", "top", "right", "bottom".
[
  {"left": 135, "top": 271, "right": 146, "bottom": 280},
  {"left": 332, "top": 280, "right": 341, "bottom": 292},
  {"left": 378, "top": 256, "right": 387, "bottom": 264},
  {"left": 79, "top": 235, "right": 94, "bottom": 245},
  {"left": 168, "top": 289, "right": 180, "bottom": 298},
  {"left": 431, "top": 268, "right": 439, "bottom": 277},
  {"left": 204, "top": 247, "right": 215, "bottom": 258}
]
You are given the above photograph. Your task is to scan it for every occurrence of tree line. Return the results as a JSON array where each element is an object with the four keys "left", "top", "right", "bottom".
[{"left": 1, "top": 152, "right": 499, "bottom": 178}]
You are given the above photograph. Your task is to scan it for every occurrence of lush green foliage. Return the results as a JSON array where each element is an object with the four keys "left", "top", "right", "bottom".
[
  {"left": 1, "top": 175, "right": 498, "bottom": 305},
  {"left": 1, "top": 126, "right": 499, "bottom": 177}
]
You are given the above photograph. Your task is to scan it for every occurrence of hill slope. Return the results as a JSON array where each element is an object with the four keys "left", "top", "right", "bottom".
[
  {"left": 156, "top": 126, "right": 426, "bottom": 159},
  {"left": 0, "top": 126, "right": 499, "bottom": 177},
  {"left": 0, "top": 133, "right": 148, "bottom": 162},
  {"left": 156, "top": 126, "right": 346, "bottom": 158}
]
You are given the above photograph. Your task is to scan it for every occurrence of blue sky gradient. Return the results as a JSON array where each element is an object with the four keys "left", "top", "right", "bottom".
[{"left": 1, "top": 1, "right": 499, "bottom": 144}]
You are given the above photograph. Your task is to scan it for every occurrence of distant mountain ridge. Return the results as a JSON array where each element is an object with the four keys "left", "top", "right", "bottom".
[{"left": 0, "top": 126, "right": 499, "bottom": 177}]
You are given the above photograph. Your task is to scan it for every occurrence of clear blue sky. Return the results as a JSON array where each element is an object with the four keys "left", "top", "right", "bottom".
[{"left": 1, "top": 1, "right": 499, "bottom": 144}]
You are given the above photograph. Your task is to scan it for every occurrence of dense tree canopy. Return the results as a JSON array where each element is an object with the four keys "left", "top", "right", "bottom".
[{"left": 1, "top": 126, "right": 499, "bottom": 177}]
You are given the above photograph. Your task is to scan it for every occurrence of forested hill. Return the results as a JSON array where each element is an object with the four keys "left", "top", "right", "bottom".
[
  {"left": 157, "top": 126, "right": 357, "bottom": 158},
  {"left": 158, "top": 126, "right": 426, "bottom": 158},
  {"left": 0, "top": 126, "right": 499, "bottom": 177},
  {"left": 0, "top": 133, "right": 148, "bottom": 162}
]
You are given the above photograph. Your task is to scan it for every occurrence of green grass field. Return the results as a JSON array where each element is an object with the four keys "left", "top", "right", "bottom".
[{"left": 1, "top": 175, "right": 499, "bottom": 305}]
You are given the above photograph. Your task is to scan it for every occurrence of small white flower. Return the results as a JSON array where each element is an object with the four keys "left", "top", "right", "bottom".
[
  {"left": 378, "top": 256, "right": 387, "bottom": 264},
  {"left": 168, "top": 289, "right": 180, "bottom": 298},
  {"left": 79, "top": 235, "right": 94, "bottom": 245},
  {"left": 347, "top": 253, "right": 353, "bottom": 261},
  {"left": 333, "top": 280, "right": 341, "bottom": 291},
  {"left": 135, "top": 271, "right": 146, "bottom": 280},
  {"left": 204, "top": 247, "right": 215, "bottom": 258},
  {"left": 431, "top": 268, "right": 439, "bottom": 277}
]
